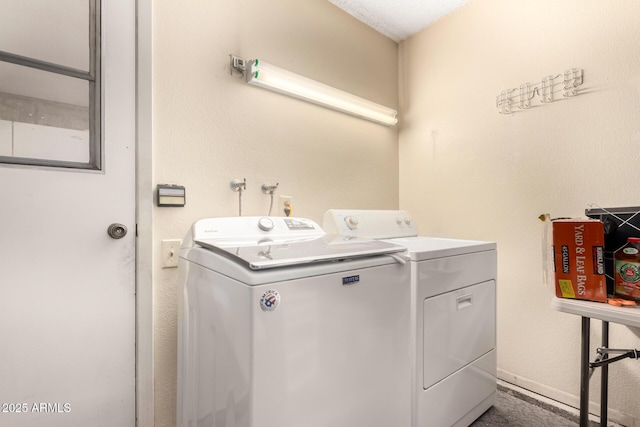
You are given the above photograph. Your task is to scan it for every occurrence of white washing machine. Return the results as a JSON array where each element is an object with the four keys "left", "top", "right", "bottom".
[
  {"left": 324, "top": 210, "right": 497, "bottom": 427},
  {"left": 177, "top": 216, "right": 411, "bottom": 427}
]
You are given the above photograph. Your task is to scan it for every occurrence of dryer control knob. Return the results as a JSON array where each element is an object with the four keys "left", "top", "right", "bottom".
[
  {"left": 396, "top": 217, "right": 402, "bottom": 225},
  {"left": 258, "top": 217, "right": 275, "bottom": 232},
  {"left": 404, "top": 218, "right": 412, "bottom": 225},
  {"left": 345, "top": 216, "right": 359, "bottom": 230}
]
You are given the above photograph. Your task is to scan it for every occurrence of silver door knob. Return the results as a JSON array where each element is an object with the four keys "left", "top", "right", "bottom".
[{"left": 107, "top": 223, "right": 128, "bottom": 239}]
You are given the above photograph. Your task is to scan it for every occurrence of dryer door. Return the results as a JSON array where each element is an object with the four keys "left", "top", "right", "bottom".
[{"left": 423, "top": 280, "right": 496, "bottom": 389}]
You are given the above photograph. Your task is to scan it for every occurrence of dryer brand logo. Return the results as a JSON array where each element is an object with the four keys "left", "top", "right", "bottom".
[
  {"left": 260, "top": 290, "right": 280, "bottom": 311},
  {"left": 342, "top": 275, "right": 360, "bottom": 285}
]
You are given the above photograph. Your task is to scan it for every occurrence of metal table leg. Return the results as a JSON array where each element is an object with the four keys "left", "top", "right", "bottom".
[
  {"left": 581, "top": 316, "right": 590, "bottom": 427},
  {"left": 601, "top": 320, "right": 609, "bottom": 427}
]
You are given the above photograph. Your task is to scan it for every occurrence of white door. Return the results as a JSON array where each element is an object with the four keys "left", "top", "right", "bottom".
[{"left": 0, "top": 1, "right": 136, "bottom": 427}]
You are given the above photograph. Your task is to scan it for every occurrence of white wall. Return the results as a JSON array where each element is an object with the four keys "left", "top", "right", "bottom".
[
  {"left": 152, "top": 1, "right": 399, "bottom": 425},
  {"left": 399, "top": 0, "right": 640, "bottom": 424}
]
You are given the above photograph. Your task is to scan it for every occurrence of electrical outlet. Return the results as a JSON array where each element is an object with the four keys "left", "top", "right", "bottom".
[
  {"left": 161, "top": 239, "right": 182, "bottom": 268},
  {"left": 279, "top": 195, "right": 293, "bottom": 217}
]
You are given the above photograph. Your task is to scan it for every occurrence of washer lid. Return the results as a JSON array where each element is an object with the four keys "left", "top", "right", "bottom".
[{"left": 195, "top": 234, "right": 405, "bottom": 270}]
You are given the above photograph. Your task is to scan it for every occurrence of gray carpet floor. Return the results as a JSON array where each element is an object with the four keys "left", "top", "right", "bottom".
[{"left": 470, "top": 387, "right": 601, "bottom": 427}]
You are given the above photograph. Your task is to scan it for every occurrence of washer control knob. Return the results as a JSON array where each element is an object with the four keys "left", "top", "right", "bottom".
[
  {"left": 396, "top": 217, "right": 402, "bottom": 225},
  {"left": 344, "top": 216, "right": 359, "bottom": 230},
  {"left": 404, "top": 218, "right": 411, "bottom": 226},
  {"left": 258, "top": 217, "right": 275, "bottom": 232}
]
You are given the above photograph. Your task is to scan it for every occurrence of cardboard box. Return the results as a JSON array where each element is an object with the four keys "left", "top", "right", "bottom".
[{"left": 552, "top": 219, "right": 606, "bottom": 302}]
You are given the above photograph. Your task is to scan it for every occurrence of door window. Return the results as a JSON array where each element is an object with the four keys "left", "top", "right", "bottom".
[{"left": 0, "top": 0, "right": 101, "bottom": 170}]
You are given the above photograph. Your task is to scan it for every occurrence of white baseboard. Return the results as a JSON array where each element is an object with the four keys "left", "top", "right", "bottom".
[{"left": 497, "top": 369, "right": 635, "bottom": 427}]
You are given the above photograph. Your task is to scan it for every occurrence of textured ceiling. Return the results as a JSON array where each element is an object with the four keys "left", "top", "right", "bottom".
[{"left": 328, "top": 0, "right": 469, "bottom": 42}]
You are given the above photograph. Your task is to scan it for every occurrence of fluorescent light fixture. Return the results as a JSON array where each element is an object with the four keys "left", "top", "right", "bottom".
[{"left": 246, "top": 59, "right": 398, "bottom": 126}]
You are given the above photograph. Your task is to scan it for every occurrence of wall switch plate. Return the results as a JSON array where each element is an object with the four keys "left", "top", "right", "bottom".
[
  {"left": 157, "top": 184, "right": 186, "bottom": 207},
  {"left": 161, "top": 239, "right": 182, "bottom": 268}
]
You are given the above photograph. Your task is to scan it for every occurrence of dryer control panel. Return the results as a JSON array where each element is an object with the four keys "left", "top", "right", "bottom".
[{"left": 323, "top": 209, "right": 418, "bottom": 239}]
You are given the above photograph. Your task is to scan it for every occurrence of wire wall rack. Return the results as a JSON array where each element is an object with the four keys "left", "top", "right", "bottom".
[{"left": 496, "top": 68, "right": 583, "bottom": 114}]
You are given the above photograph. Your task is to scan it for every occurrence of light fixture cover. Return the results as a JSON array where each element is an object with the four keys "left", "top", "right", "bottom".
[{"left": 246, "top": 59, "right": 398, "bottom": 126}]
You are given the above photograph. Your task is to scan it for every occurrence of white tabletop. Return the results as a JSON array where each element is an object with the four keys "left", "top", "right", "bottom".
[{"left": 552, "top": 297, "right": 640, "bottom": 328}]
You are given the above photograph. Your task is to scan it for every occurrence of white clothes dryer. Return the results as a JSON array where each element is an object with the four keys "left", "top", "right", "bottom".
[
  {"left": 324, "top": 210, "right": 497, "bottom": 427},
  {"left": 177, "top": 216, "right": 411, "bottom": 427}
]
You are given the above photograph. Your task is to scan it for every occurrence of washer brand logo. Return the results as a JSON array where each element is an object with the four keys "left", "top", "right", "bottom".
[
  {"left": 342, "top": 275, "right": 360, "bottom": 285},
  {"left": 260, "top": 290, "right": 280, "bottom": 311}
]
